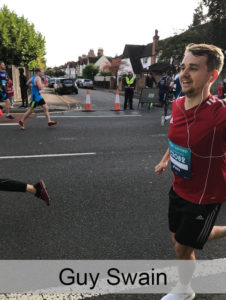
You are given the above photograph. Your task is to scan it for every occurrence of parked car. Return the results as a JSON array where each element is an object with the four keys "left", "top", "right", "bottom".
[
  {"left": 48, "top": 78, "right": 57, "bottom": 88},
  {"left": 54, "top": 78, "right": 78, "bottom": 95},
  {"left": 76, "top": 78, "right": 94, "bottom": 89},
  {"left": 75, "top": 78, "right": 83, "bottom": 87}
]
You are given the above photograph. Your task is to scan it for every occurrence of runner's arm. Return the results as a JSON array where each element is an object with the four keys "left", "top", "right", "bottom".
[
  {"left": 26, "top": 77, "right": 32, "bottom": 86},
  {"left": 155, "top": 148, "right": 170, "bottom": 174},
  {"left": 35, "top": 76, "right": 44, "bottom": 90}
]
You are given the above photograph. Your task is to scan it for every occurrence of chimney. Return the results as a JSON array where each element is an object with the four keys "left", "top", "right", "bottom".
[
  {"left": 151, "top": 29, "right": 159, "bottom": 65},
  {"left": 97, "top": 48, "right": 104, "bottom": 56},
  {"left": 88, "top": 49, "right": 95, "bottom": 57}
]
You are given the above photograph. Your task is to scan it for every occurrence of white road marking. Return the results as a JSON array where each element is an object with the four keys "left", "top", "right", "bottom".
[
  {"left": 0, "top": 123, "right": 18, "bottom": 126},
  {"left": 0, "top": 153, "right": 96, "bottom": 160},
  {"left": 37, "top": 115, "right": 142, "bottom": 118}
]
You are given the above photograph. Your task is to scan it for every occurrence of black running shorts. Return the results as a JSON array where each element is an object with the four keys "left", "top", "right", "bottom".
[
  {"left": 168, "top": 187, "right": 221, "bottom": 249},
  {"left": 0, "top": 91, "right": 8, "bottom": 102},
  {"left": 30, "top": 98, "right": 46, "bottom": 108}
]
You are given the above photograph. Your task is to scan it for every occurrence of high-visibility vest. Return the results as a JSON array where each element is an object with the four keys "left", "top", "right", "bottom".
[{"left": 126, "top": 76, "right": 134, "bottom": 85}]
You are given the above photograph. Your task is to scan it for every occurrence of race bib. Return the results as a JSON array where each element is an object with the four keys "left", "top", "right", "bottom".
[{"left": 168, "top": 139, "right": 191, "bottom": 179}]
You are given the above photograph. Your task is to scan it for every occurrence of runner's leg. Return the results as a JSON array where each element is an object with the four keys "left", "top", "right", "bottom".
[
  {"left": 208, "top": 226, "right": 226, "bottom": 241},
  {"left": 42, "top": 103, "right": 51, "bottom": 122},
  {"left": 0, "top": 178, "right": 50, "bottom": 205},
  {"left": 20, "top": 107, "right": 34, "bottom": 123}
]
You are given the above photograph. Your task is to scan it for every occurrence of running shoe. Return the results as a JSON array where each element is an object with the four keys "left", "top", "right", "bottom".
[
  {"left": 34, "top": 180, "right": 51, "bottom": 206},
  {"left": 48, "top": 121, "right": 57, "bottom": 127},
  {"left": 161, "top": 282, "right": 195, "bottom": 300},
  {"left": 6, "top": 114, "right": 15, "bottom": 119},
  {"left": 18, "top": 120, "right": 25, "bottom": 130}
]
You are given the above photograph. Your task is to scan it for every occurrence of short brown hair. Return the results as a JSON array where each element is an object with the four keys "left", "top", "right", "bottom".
[
  {"left": 34, "top": 67, "right": 42, "bottom": 73},
  {"left": 184, "top": 43, "right": 224, "bottom": 74}
]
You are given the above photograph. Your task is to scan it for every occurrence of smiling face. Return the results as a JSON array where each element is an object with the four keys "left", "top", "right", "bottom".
[{"left": 179, "top": 52, "right": 214, "bottom": 98}]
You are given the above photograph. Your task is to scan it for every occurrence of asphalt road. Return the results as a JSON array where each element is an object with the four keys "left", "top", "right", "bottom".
[
  {"left": 0, "top": 90, "right": 225, "bottom": 299},
  {"left": 0, "top": 95, "right": 225, "bottom": 260}
]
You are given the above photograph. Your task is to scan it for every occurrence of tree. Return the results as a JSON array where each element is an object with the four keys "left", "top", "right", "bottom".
[
  {"left": 203, "top": 0, "right": 226, "bottom": 22},
  {"left": 82, "top": 64, "right": 99, "bottom": 80},
  {"left": 45, "top": 68, "right": 65, "bottom": 77},
  {"left": 0, "top": 5, "right": 46, "bottom": 68},
  {"left": 192, "top": 1, "right": 206, "bottom": 26},
  {"left": 202, "top": 0, "right": 226, "bottom": 49}
]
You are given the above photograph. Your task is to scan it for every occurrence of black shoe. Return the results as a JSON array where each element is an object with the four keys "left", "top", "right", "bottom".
[
  {"left": 6, "top": 115, "right": 15, "bottom": 119},
  {"left": 34, "top": 180, "right": 51, "bottom": 206}
]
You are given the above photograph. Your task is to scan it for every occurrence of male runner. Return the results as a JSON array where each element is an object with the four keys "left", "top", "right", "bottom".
[
  {"left": 0, "top": 179, "right": 50, "bottom": 205},
  {"left": 19, "top": 68, "right": 57, "bottom": 129},
  {"left": 0, "top": 61, "right": 14, "bottom": 119},
  {"left": 155, "top": 44, "right": 226, "bottom": 300}
]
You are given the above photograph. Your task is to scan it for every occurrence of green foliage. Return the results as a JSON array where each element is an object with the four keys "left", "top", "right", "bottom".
[
  {"left": 158, "top": 20, "right": 225, "bottom": 65},
  {"left": 100, "top": 71, "right": 112, "bottom": 76},
  {"left": 45, "top": 68, "right": 65, "bottom": 77},
  {"left": 0, "top": 5, "right": 46, "bottom": 68},
  {"left": 202, "top": 0, "right": 226, "bottom": 49},
  {"left": 203, "top": 0, "right": 226, "bottom": 22},
  {"left": 54, "top": 70, "right": 66, "bottom": 77},
  {"left": 158, "top": 0, "right": 226, "bottom": 66},
  {"left": 192, "top": 2, "right": 206, "bottom": 26},
  {"left": 82, "top": 64, "right": 99, "bottom": 79}
]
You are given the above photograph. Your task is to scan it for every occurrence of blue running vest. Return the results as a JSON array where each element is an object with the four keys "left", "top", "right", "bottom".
[{"left": 31, "top": 75, "right": 42, "bottom": 102}]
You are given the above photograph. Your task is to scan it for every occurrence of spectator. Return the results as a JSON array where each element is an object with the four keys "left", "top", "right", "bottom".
[
  {"left": 223, "top": 78, "right": 226, "bottom": 98},
  {"left": 173, "top": 67, "right": 184, "bottom": 99},
  {"left": 122, "top": 71, "right": 136, "bottom": 110},
  {"left": 19, "top": 68, "right": 28, "bottom": 107},
  {"left": 158, "top": 71, "right": 170, "bottom": 104},
  {"left": 217, "top": 82, "right": 223, "bottom": 99},
  {"left": 5, "top": 75, "right": 14, "bottom": 108},
  {"left": 145, "top": 72, "right": 157, "bottom": 88}
]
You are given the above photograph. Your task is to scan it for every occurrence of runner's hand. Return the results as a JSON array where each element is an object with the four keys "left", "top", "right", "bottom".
[{"left": 155, "top": 161, "right": 168, "bottom": 174}]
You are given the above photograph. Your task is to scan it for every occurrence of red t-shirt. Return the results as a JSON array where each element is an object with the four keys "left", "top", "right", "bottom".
[
  {"left": 168, "top": 95, "right": 226, "bottom": 204},
  {"left": 5, "top": 80, "right": 14, "bottom": 97}
]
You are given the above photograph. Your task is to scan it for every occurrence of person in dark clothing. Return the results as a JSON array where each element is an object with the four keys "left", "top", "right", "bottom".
[
  {"left": 145, "top": 72, "right": 157, "bottom": 88},
  {"left": 19, "top": 68, "right": 28, "bottom": 107},
  {"left": 123, "top": 71, "right": 136, "bottom": 110},
  {"left": 0, "top": 179, "right": 50, "bottom": 205},
  {"left": 158, "top": 71, "right": 170, "bottom": 103},
  {"left": 223, "top": 79, "right": 226, "bottom": 98}
]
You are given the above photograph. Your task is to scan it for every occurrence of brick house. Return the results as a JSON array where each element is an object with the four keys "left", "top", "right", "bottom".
[{"left": 118, "top": 30, "right": 160, "bottom": 91}]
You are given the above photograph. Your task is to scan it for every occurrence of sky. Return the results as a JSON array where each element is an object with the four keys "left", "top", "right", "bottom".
[{"left": 1, "top": 0, "right": 199, "bottom": 67}]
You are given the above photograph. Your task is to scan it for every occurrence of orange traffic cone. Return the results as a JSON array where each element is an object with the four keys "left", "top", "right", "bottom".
[
  {"left": 82, "top": 90, "right": 94, "bottom": 112},
  {"left": 111, "top": 89, "right": 122, "bottom": 111}
]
